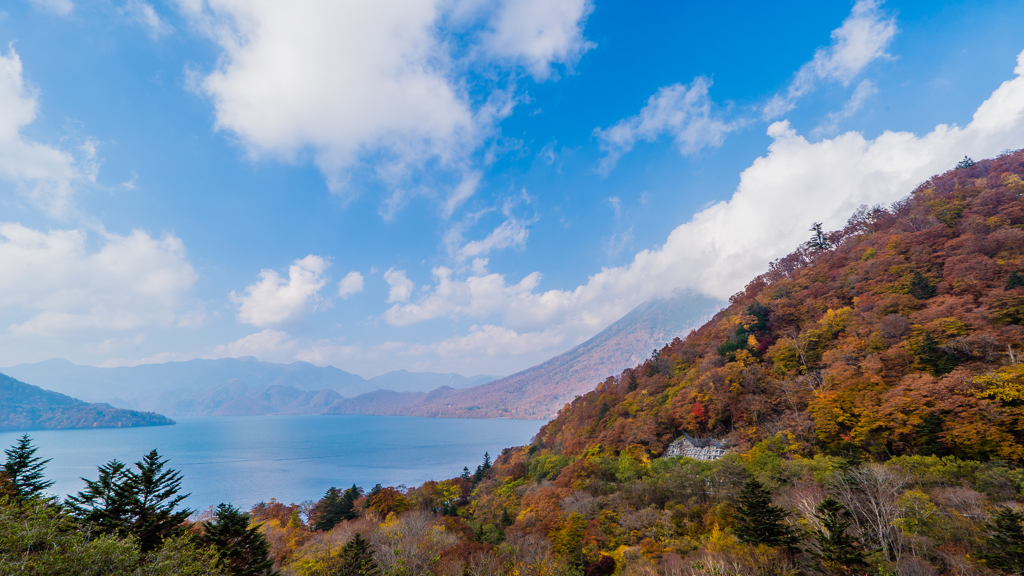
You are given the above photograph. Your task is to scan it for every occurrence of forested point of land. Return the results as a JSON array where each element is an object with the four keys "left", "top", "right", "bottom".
[
  {"left": 0, "top": 373, "right": 174, "bottom": 431},
  {"left": 4, "top": 151, "right": 1024, "bottom": 575}
]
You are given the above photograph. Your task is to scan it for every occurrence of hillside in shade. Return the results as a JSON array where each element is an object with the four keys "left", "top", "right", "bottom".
[
  {"left": 325, "top": 291, "right": 722, "bottom": 419},
  {"left": 0, "top": 373, "right": 174, "bottom": 431}
]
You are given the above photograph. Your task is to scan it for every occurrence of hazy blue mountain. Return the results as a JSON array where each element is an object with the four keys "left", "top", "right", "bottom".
[
  {"left": 330, "top": 291, "right": 723, "bottom": 420},
  {"left": 0, "top": 358, "right": 498, "bottom": 416},
  {"left": 0, "top": 373, "right": 173, "bottom": 431},
  {"left": 366, "top": 370, "right": 495, "bottom": 392}
]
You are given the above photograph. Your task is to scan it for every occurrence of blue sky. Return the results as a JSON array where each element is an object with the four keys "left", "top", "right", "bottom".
[{"left": 1, "top": 0, "right": 1023, "bottom": 377}]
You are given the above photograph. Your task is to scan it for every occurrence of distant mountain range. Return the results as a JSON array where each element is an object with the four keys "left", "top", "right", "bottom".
[
  {"left": 0, "top": 358, "right": 495, "bottom": 417},
  {"left": 0, "top": 292, "right": 720, "bottom": 420},
  {"left": 0, "top": 373, "right": 173, "bottom": 431},
  {"left": 327, "top": 291, "right": 722, "bottom": 419}
]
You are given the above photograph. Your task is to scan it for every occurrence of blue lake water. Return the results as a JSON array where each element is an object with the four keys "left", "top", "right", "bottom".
[{"left": 0, "top": 415, "right": 542, "bottom": 511}]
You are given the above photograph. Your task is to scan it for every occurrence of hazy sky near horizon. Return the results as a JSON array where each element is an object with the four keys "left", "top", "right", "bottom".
[{"left": 2, "top": 0, "right": 1024, "bottom": 377}]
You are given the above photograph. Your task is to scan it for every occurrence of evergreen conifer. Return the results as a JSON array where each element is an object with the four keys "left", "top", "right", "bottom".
[
  {"left": 734, "top": 478, "right": 798, "bottom": 550},
  {"left": 978, "top": 507, "right": 1024, "bottom": 574},
  {"left": 2, "top": 435, "right": 54, "bottom": 500},
  {"left": 67, "top": 449, "right": 191, "bottom": 552},
  {"left": 202, "top": 503, "right": 278, "bottom": 576},
  {"left": 806, "top": 498, "right": 871, "bottom": 576},
  {"left": 336, "top": 533, "right": 380, "bottom": 576}
]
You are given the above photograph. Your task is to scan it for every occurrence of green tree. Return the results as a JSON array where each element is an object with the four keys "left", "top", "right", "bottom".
[
  {"left": 3, "top": 435, "right": 54, "bottom": 500},
  {"left": 335, "top": 533, "right": 380, "bottom": 576},
  {"left": 979, "top": 507, "right": 1024, "bottom": 574},
  {"left": 67, "top": 449, "right": 191, "bottom": 552},
  {"left": 1007, "top": 271, "right": 1024, "bottom": 290},
  {"left": 310, "top": 484, "right": 359, "bottom": 532},
  {"left": 472, "top": 452, "right": 492, "bottom": 483},
  {"left": 957, "top": 156, "right": 976, "bottom": 169},
  {"left": 806, "top": 498, "right": 871, "bottom": 576},
  {"left": 202, "top": 503, "right": 277, "bottom": 576},
  {"left": 734, "top": 478, "right": 798, "bottom": 550},
  {"left": 808, "top": 222, "right": 832, "bottom": 251}
]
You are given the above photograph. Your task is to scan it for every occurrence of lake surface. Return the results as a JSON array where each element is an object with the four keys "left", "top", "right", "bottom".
[{"left": 0, "top": 415, "right": 542, "bottom": 511}]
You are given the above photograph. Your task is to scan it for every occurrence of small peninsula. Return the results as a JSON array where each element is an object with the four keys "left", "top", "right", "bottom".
[{"left": 0, "top": 373, "right": 174, "bottom": 432}]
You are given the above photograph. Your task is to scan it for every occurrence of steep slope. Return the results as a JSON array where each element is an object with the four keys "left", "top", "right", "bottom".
[
  {"left": 0, "top": 373, "right": 174, "bottom": 431},
  {"left": 327, "top": 291, "right": 721, "bottom": 419},
  {"left": 525, "top": 151, "right": 1024, "bottom": 466}
]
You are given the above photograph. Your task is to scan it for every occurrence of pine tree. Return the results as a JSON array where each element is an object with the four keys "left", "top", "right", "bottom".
[
  {"left": 336, "top": 533, "right": 381, "bottom": 576},
  {"left": 978, "top": 507, "right": 1024, "bottom": 574},
  {"left": 1007, "top": 270, "right": 1024, "bottom": 290},
  {"left": 311, "top": 487, "right": 343, "bottom": 531},
  {"left": 123, "top": 449, "right": 192, "bottom": 552},
  {"left": 806, "top": 498, "right": 871, "bottom": 576},
  {"left": 734, "top": 478, "right": 798, "bottom": 550},
  {"left": 957, "top": 156, "right": 976, "bottom": 169},
  {"left": 202, "top": 503, "right": 278, "bottom": 576},
  {"left": 808, "top": 222, "right": 832, "bottom": 251},
  {"left": 461, "top": 466, "right": 471, "bottom": 480},
  {"left": 66, "top": 459, "right": 133, "bottom": 534},
  {"left": 2, "top": 435, "right": 54, "bottom": 500},
  {"left": 67, "top": 449, "right": 191, "bottom": 552},
  {"left": 472, "top": 452, "right": 492, "bottom": 483}
]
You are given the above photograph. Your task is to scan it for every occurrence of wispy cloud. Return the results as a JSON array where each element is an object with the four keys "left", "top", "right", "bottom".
[{"left": 763, "top": 0, "right": 896, "bottom": 119}]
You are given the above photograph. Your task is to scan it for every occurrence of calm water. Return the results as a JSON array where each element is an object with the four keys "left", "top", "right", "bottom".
[{"left": 0, "top": 415, "right": 542, "bottom": 510}]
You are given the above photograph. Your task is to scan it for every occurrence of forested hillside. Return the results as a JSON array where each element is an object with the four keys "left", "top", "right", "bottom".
[
  {"left": 246, "top": 151, "right": 1024, "bottom": 576},
  {"left": 0, "top": 374, "right": 174, "bottom": 431}
]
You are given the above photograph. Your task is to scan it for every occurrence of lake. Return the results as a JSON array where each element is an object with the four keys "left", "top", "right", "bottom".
[{"left": 0, "top": 414, "right": 543, "bottom": 511}]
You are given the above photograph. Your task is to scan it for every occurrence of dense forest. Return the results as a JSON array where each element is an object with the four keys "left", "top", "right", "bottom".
[
  {"left": 3, "top": 151, "right": 1024, "bottom": 575},
  {"left": 0, "top": 373, "right": 174, "bottom": 431}
]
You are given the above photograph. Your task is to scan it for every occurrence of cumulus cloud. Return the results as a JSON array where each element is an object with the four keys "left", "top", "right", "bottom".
[
  {"left": 232, "top": 255, "right": 329, "bottom": 327},
  {"left": 337, "top": 271, "right": 365, "bottom": 299},
  {"left": 384, "top": 268, "right": 415, "bottom": 303},
  {"left": 764, "top": 0, "right": 896, "bottom": 119},
  {"left": 175, "top": 0, "right": 592, "bottom": 213},
  {"left": 0, "top": 224, "right": 197, "bottom": 335},
  {"left": 385, "top": 48, "right": 1024, "bottom": 338},
  {"left": 124, "top": 0, "right": 173, "bottom": 39},
  {"left": 481, "top": 0, "right": 595, "bottom": 80},
  {"left": 0, "top": 47, "right": 90, "bottom": 217},
  {"left": 594, "top": 77, "right": 738, "bottom": 173},
  {"left": 209, "top": 329, "right": 297, "bottom": 361},
  {"left": 28, "top": 0, "right": 73, "bottom": 16}
]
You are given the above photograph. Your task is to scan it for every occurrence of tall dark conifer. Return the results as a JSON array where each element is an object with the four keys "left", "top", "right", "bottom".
[
  {"left": 336, "top": 533, "right": 380, "bottom": 576},
  {"left": 806, "top": 498, "right": 871, "bottom": 576},
  {"left": 67, "top": 449, "right": 191, "bottom": 552},
  {"left": 734, "top": 478, "right": 798, "bottom": 550},
  {"left": 202, "top": 503, "right": 278, "bottom": 576},
  {"left": 2, "top": 434, "right": 54, "bottom": 500},
  {"left": 979, "top": 507, "right": 1024, "bottom": 574}
]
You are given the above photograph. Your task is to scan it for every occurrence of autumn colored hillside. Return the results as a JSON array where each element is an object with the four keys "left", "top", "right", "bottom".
[{"left": 530, "top": 150, "right": 1024, "bottom": 466}]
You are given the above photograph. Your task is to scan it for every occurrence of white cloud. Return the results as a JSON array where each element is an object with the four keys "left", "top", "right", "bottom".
[
  {"left": 174, "top": 0, "right": 590, "bottom": 214},
  {"left": 594, "top": 77, "right": 737, "bottom": 172},
  {"left": 232, "top": 255, "right": 328, "bottom": 327},
  {"left": 337, "top": 271, "right": 365, "bottom": 299},
  {"left": 384, "top": 48, "right": 1024, "bottom": 337},
  {"left": 209, "top": 329, "right": 297, "bottom": 361},
  {"left": 815, "top": 79, "right": 878, "bottom": 135},
  {"left": 0, "top": 47, "right": 89, "bottom": 217},
  {"left": 384, "top": 268, "right": 415, "bottom": 303},
  {"left": 431, "top": 324, "right": 565, "bottom": 359},
  {"left": 28, "top": 0, "right": 73, "bottom": 16},
  {"left": 124, "top": 0, "right": 173, "bottom": 39},
  {"left": 0, "top": 224, "right": 198, "bottom": 335},
  {"left": 481, "top": 0, "right": 594, "bottom": 80},
  {"left": 764, "top": 0, "right": 896, "bottom": 119}
]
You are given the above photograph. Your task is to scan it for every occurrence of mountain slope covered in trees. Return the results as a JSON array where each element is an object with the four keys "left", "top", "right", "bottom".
[
  {"left": 0, "top": 373, "right": 174, "bottom": 431},
  {"left": 245, "top": 151, "right": 1024, "bottom": 576}
]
